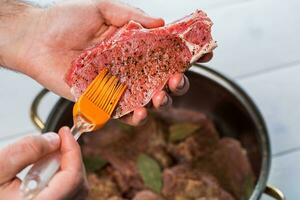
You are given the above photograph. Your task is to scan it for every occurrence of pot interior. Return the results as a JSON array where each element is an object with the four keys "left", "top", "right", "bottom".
[{"left": 43, "top": 65, "right": 270, "bottom": 199}]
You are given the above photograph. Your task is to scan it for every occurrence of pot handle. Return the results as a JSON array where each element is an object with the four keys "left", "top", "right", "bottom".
[
  {"left": 30, "top": 89, "right": 49, "bottom": 130},
  {"left": 265, "top": 185, "right": 286, "bottom": 200}
]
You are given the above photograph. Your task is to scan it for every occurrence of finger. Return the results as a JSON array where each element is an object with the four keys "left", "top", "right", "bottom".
[
  {"left": 168, "top": 74, "right": 190, "bottom": 96},
  {"left": 36, "top": 127, "right": 88, "bottom": 200},
  {"left": 98, "top": 0, "right": 165, "bottom": 28},
  {"left": 92, "top": 25, "right": 118, "bottom": 44},
  {"left": 197, "top": 52, "right": 213, "bottom": 63},
  {"left": 152, "top": 90, "right": 172, "bottom": 110},
  {"left": 58, "top": 127, "right": 82, "bottom": 172},
  {"left": 0, "top": 133, "right": 60, "bottom": 184},
  {"left": 119, "top": 107, "right": 148, "bottom": 126},
  {"left": 0, "top": 178, "right": 22, "bottom": 200}
]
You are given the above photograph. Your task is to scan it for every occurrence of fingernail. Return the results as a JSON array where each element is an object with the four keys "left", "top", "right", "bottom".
[
  {"left": 177, "top": 76, "right": 185, "bottom": 90},
  {"left": 42, "top": 132, "right": 60, "bottom": 146},
  {"left": 61, "top": 126, "right": 70, "bottom": 133},
  {"left": 138, "top": 116, "right": 148, "bottom": 126},
  {"left": 161, "top": 95, "right": 169, "bottom": 107}
]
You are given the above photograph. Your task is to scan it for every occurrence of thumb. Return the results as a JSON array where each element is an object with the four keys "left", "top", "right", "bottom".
[
  {"left": 98, "top": 0, "right": 165, "bottom": 28},
  {"left": 0, "top": 133, "right": 60, "bottom": 184},
  {"left": 36, "top": 127, "right": 87, "bottom": 200}
]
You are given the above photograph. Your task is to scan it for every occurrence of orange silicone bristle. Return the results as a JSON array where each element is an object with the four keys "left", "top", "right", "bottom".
[
  {"left": 73, "top": 68, "right": 127, "bottom": 130},
  {"left": 84, "top": 69, "right": 126, "bottom": 113}
]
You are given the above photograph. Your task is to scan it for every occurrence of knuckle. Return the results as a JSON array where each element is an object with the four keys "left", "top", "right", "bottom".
[
  {"left": 4, "top": 140, "right": 31, "bottom": 160},
  {"left": 20, "top": 136, "right": 45, "bottom": 157}
]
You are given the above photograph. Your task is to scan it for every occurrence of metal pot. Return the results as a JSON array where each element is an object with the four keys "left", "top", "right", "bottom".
[{"left": 30, "top": 64, "right": 285, "bottom": 200}]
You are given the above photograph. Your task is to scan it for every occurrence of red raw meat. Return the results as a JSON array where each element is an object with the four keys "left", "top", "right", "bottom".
[{"left": 65, "top": 10, "right": 217, "bottom": 118}]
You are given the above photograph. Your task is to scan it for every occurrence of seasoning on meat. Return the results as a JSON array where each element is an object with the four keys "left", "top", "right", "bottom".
[{"left": 65, "top": 10, "right": 217, "bottom": 118}]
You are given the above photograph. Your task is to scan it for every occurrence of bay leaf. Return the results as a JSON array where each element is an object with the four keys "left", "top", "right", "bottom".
[
  {"left": 83, "top": 155, "right": 107, "bottom": 172},
  {"left": 169, "top": 122, "right": 201, "bottom": 142},
  {"left": 137, "top": 154, "right": 162, "bottom": 193},
  {"left": 241, "top": 174, "right": 255, "bottom": 200},
  {"left": 116, "top": 120, "right": 134, "bottom": 133}
]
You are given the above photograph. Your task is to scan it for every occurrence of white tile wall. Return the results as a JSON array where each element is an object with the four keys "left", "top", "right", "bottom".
[
  {"left": 123, "top": 0, "right": 300, "bottom": 78},
  {"left": 238, "top": 64, "right": 300, "bottom": 155},
  {"left": 209, "top": 0, "right": 300, "bottom": 77},
  {"left": 261, "top": 151, "right": 300, "bottom": 200},
  {"left": 0, "top": 70, "right": 59, "bottom": 138}
]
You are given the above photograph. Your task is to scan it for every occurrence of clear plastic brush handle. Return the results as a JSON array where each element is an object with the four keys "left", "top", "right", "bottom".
[
  {"left": 20, "top": 117, "right": 93, "bottom": 200},
  {"left": 20, "top": 152, "right": 61, "bottom": 200}
]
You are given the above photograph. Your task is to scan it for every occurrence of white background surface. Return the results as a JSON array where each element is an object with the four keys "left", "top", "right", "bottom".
[{"left": 1, "top": 0, "right": 300, "bottom": 199}]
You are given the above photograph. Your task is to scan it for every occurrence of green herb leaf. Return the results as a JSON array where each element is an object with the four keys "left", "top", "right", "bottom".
[
  {"left": 116, "top": 120, "right": 134, "bottom": 133},
  {"left": 137, "top": 154, "right": 162, "bottom": 193},
  {"left": 83, "top": 156, "right": 107, "bottom": 172},
  {"left": 169, "top": 122, "right": 201, "bottom": 142},
  {"left": 241, "top": 174, "right": 255, "bottom": 200}
]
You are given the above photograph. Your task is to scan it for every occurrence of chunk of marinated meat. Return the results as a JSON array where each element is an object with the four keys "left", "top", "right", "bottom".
[
  {"left": 133, "top": 190, "right": 164, "bottom": 200},
  {"left": 162, "top": 165, "right": 235, "bottom": 200},
  {"left": 107, "top": 197, "right": 127, "bottom": 200},
  {"left": 167, "top": 117, "right": 219, "bottom": 162},
  {"left": 194, "top": 138, "right": 255, "bottom": 199},
  {"left": 147, "top": 145, "right": 173, "bottom": 168},
  {"left": 157, "top": 108, "right": 209, "bottom": 124},
  {"left": 66, "top": 10, "right": 216, "bottom": 118},
  {"left": 83, "top": 108, "right": 254, "bottom": 200},
  {"left": 82, "top": 115, "right": 170, "bottom": 194},
  {"left": 239, "top": 132, "right": 261, "bottom": 176},
  {"left": 82, "top": 108, "right": 222, "bottom": 196},
  {"left": 107, "top": 166, "right": 143, "bottom": 195},
  {"left": 87, "top": 173, "right": 122, "bottom": 200}
]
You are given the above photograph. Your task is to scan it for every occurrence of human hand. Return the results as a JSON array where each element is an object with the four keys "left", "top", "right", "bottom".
[
  {"left": 0, "top": 0, "right": 212, "bottom": 126},
  {"left": 0, "top": 127, "right": 88, "bottom": 200}
]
